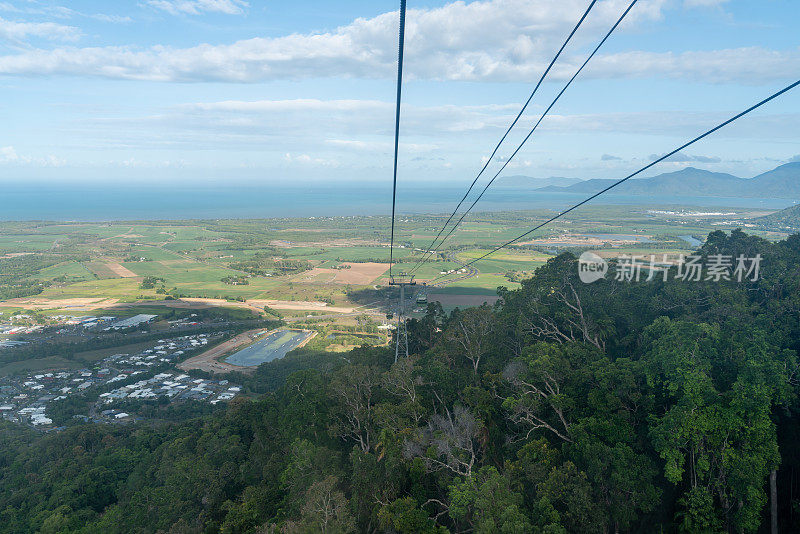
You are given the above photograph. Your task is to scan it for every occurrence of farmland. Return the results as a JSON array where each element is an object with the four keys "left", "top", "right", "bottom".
[{"left": 0, "top": 205, "right": 792, "bottom": 325}]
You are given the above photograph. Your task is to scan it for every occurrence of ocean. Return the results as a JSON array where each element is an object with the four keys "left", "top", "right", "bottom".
[{"left": 1, "top": 182, "right": 796, "bottom": 221}]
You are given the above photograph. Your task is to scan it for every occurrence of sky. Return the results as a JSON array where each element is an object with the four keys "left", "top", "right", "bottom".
[{"left": 0, "top": 0, "right": 798, "bottom": 186}]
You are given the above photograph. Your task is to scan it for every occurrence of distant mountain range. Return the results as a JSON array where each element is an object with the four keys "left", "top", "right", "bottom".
[{"left": 531, "top": 162, "right": 800, "bottom": 199}]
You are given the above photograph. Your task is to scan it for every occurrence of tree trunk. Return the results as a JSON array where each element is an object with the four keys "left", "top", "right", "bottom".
[{"left": 771, "top": 469, "right": 778, "bottom": 534}]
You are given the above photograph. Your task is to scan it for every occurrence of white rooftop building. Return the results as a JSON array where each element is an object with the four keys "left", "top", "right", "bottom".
[{"left": 112, "top": 314, "right": 157, "bottom": 329}]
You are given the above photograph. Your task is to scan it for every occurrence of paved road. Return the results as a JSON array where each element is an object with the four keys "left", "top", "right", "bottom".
[{"left": 429, "top": 252, "right": 479, "bottom": 288}]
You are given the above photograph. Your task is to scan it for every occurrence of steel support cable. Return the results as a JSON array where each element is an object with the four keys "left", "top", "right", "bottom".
[
  {"left": 409, "top": 0, "right": 599, "bottom": 274},
  {"left": 428, "top": 78, "right": 800, "bottom": 285},
  {"left": 412, "top": 0, "right": 638, "bottom": 268},
  {"left": 388, "top": 0, "right": 407, "bottom": 278}
]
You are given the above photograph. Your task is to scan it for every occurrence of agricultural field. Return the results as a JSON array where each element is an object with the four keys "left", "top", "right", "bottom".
[
  {"left": 0, "top": 205, "right": 790, "bottom": 325},
  {"left": 455, "top": 249, "right": 550, "bottom": 273}
]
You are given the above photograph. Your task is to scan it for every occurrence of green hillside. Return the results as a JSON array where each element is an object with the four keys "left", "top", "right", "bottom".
[
  {"left": 757, "top": 203, "right": 800, "bottom": 229},
  {"left": 2, "top": 230, "right": 800, "bottom": 533},
  {"left": 541, "top": 162, "right": 800, "bottom": 199}
]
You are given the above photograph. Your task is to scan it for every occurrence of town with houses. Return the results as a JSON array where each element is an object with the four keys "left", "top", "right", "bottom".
[
  {"left": 0, "top": 329, "right": 241, "bottom": 430},
  {"left": 0, "top": 311, "right": 212, "bottom": 347}
]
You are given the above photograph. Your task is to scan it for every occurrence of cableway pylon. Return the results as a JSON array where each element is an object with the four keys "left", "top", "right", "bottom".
[{"left": 389, "top": 273, "right": 415, "bottom": 362}]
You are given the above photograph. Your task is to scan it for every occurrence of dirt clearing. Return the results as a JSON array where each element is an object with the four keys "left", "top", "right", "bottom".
[
  {"left": 0, "top": 252, "right": 35, "bottom": 259},
  {"left": 105, "top": 263, "right": 138, "bottom": 278},
  {"left": 0, "top": 297, "right": 119, "bottom": 310},
  {"left": 84, "top": 262, "right": 120, "bottom": 279},
  {"left": 248, "top": 299, "right": 355, "bottom": 314},
  {"left": 294, "top": 262, "right": 389, "bottom": 285},
  {"left": 112, "top": 298, "right": 355, "bottom": 314}
]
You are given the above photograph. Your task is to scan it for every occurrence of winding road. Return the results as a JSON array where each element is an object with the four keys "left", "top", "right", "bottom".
[{"left": 428, "top": 251, "right": 479, "bottom": 288}]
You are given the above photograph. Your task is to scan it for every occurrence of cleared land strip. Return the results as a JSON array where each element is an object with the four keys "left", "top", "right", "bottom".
[
  {"left": 247, "top": 299, "right": 355, "bottom": 314},
  {"left": 0, "top": 296, "right": 365, "bottom": 315},
  {"left": 293, "top": 262, "right": 389, "bottom": 285},
  {"left": 0, "top": 297, "right": 119, "bottom": 310},
  {"left": 105, "top": 263, "right": 139, "bottom": 278}
]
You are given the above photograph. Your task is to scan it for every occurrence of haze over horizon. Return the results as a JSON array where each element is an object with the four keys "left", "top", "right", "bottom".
[{"left": 1, "top": 0, "right": 799, "bottom": 186}]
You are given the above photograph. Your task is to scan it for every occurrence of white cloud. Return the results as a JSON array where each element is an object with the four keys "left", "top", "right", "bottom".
[
  {"left": 0, "top": 0, "right": 671, "bottom": 82},
  {"left": 118, "top": 157, "right": 186, "bottom": 168},
  {"left": 91, "top": 14, "right": 133, "bottom": 24},
  {"left": 0, "top": 15, "right": 80, "bottom": 42},
  {"left": 0, "top": 2, "right": 75, "bottom": 19},
  {"left": 324, "top": 139, "right": 386, "bottom": 151},
  {"left": 41, "top": 154, "right": 66, "bottom": 167},
  {"left": 65, "top": 99, "right": 516, "bottom": 155},
  {"left": 70, "top": 98, "right": 800, "bottom": 161},
  {"left": 324, "top": 139, "right": 439, "bottom": 152},
  {"left": 284, "top": 152, "right": 339, "bottom": 167},
  {"left": 584, "top": 47, "right": 800, "bottom": 84},
  {"left": 0, "top": 0, "right": 792, "bottom": 84},
  {"left": 179, "top": 99, "right": 518, "bottom": 140},
  {"left": 0, "top": 3, "right": 132, "bottom": 23},
  {"left": 189, "top": 99, "right": 800, "bottom": 140},
  {"left": 684, "top": 0, "right": 729, "bottom": 7},
  {"left": 0, "top": 145, "right": 65, "bottom": 166},
  {"left": 650, "top": 152, "right": 722, "bottom": 163},
  {"left": 145, "top": 0, "right": 248, "bottom": 16},
  {"left": 0, "top": 145, "right": 19, "bottom": 161},
  {"left": 192, "top": 99, "right": 388, "bottom": 113},
  {"left": 537, "top": 109, "right": 800, "bottom": 139}
]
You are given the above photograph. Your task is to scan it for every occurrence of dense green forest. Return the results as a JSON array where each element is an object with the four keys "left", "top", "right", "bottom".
[{"left": 1, "top": 229, "right": 799, "bottom": 533}]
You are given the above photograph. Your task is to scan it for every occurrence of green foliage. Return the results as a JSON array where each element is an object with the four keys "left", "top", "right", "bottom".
[
  {"left": 229, "top": 253, "right": 310, "bottom": 277},
  {"left": 138, "top": 276, "right": 164, "bottom": 289},
  {"left": 378, "top": 496, "right": 444, "bottom": 534},
  {"left": 448, "top": 466, "right": 532, "bottom": 533},
  {"left": 0, "top": 253, "right": 86, "bottom": 299},
  {"left": 644, "top": 318, "right": 784, "bottom": 531},
  {"left": 222, "top": 276, "right": 250, "bottom": 285},
  {"left": 0, "top": 230, "right": 798, "bottom": 533}
]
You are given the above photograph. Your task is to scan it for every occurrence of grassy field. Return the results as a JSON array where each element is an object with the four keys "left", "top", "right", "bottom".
[
  {"left": 0, "top": 356, "right": 85, "bottom": 375},
  {"left": 441, "top": 273, "right": 520, "bottom": 290},
  {"left": 37, "top": 261, "right": 95, "bottom": 282},
  {"left": 284, "top": 246, "right": 397, "bottom": 260},
  {"left": 375, "top": 261, "right": 464, "bottom": 282},
  {"left": 0, "top": 206, "right": 787, "bottom": 320},
  {"left": 36, "top": 278, "right": 146, "bottom": 300},
  {"left": 122, "top": 259, "right": 239, "bottom": 284},
  {"left": 424, "top": 286, "right": 500, "bottom": 296},
  {"left": 83, "top": 262, "right": 121, "bottom": 279},
  {"left": 455, "top": 250, "right": 551, "bottom": 274}
]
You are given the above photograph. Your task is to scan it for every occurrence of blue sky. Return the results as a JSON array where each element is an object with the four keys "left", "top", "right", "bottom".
[{"left": 0, "top": 0, "right": 798, "bottom": 185}]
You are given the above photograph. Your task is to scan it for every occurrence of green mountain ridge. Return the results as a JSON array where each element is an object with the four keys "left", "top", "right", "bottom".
[{"left": 538, "top": 162, "right": 800, "bottom": 199}]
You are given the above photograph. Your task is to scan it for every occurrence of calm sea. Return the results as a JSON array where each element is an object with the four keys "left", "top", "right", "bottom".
[{"left": 1, "top": 182, "right": 796, "bottom": 221}]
